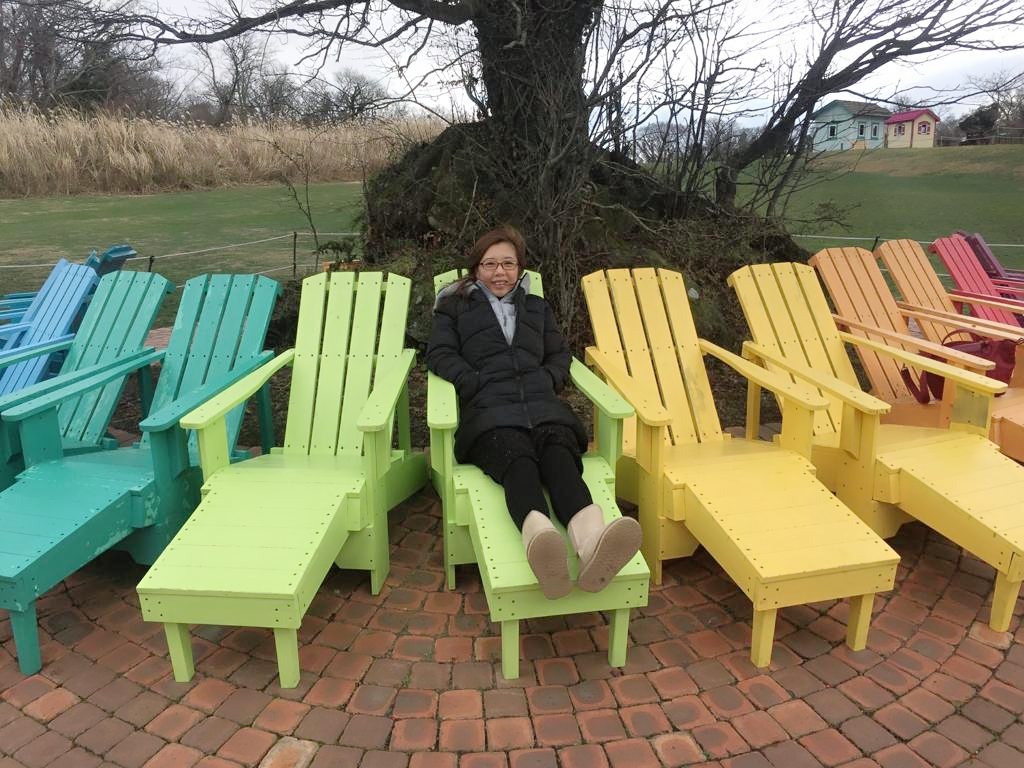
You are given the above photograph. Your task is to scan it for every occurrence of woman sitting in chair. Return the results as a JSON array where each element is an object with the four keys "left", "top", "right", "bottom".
[{"left": 426, "top": 225, "right": 641, "bottom": 599}]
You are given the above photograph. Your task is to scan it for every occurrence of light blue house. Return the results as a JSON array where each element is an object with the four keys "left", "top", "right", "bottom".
[{"left": 810, "top": 100, "right": 891, "bottom": 152}]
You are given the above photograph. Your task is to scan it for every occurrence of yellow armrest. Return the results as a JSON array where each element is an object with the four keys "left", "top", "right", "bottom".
[
  {"left": 700, "top": 339, "right": 828, "bottom": 411},
  {"left": 742, "top": 341, "right": 891, "bottom": 416},
  {"left": 584, "top": 346, "right": 671, "bottom": 426}
]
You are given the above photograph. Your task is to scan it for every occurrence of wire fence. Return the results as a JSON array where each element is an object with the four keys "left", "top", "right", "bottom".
[
  {"left": 4, "top": 231, "right": 1023, "bottom": 290},
  {"left": 791, "top": 234, "right": 1024, "bottom": 249},
  {"left": 0, "top": 231, "right": 363, "bottom": 290}
]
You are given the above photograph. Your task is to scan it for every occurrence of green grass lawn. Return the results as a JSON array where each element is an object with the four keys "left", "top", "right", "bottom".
[
  {"left": 4, "top": 145, "right": 1024, "bottom": 299},
  {"left": 0, "top": 181, "right": 364, "bottom": 297},
  {"left": 782, "top": 144, "right": 1024, "bottom": 268}
]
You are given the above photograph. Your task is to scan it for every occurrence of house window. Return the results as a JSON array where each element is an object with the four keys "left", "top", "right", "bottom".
[
  {"left": 828, "top": 124, "right": 837, "bottom": 138},
  {"left": 895, "top": 125, "right": 905, "bottom": 136},
  {"left": 871, "top": 124, "right": 879, "bottom": 138},
  {"left": 918, "top": 122, "right": 931, "bottom": 135},
  {"left": 858, "top": 123, "right": 866, "bottom": 137}
]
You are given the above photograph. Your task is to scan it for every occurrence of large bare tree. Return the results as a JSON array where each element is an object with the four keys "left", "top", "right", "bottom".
[
  {"left": 116, "top": 0, "right": 1024, "bottom": 309},
  {"left": 0, "top": 0, "right": 173, "bottom": 111}
]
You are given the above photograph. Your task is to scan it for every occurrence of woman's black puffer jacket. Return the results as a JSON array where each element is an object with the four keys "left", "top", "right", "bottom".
[{"left": 426, "top": 280, "right": 587, "bottom": 462}]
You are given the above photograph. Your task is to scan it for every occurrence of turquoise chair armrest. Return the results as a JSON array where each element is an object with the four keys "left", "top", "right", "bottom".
[
  {"left": 0, "top": 347, "right": 159, "bottom": 413},
  {"left": 141, "top": 350, "right": 276, "bottom": 433},
  {"left": 2, "top": 348, "right": 164, "bottom": 422},
  {"left": 357, "top": 349, "right": 416, "bottom": 433},
  {"left": 0, "top": 322, "right": 29, "bottom": 339},
  {"left": 0, "top": 336, "right": 74, "bottom": 371}
]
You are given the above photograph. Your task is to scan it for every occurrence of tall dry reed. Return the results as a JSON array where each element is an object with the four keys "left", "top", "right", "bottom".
[{"left": 0, "top": 108, "right": 444, "bottom": 197}]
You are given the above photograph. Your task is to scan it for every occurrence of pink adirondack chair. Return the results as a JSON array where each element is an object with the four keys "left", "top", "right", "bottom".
[
  {"left": 955, "top": 230, "right": 1024, "bottom": 283},
  {"left": 928, "top": 234, "right": 1024, "bottom": 325}
]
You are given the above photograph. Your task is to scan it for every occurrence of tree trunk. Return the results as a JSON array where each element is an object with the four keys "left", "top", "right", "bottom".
[{"left": 471, "top": 1, "right": 600, "bottom": 271}]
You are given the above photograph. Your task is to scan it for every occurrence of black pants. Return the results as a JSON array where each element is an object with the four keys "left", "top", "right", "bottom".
[{"left": 466, "top": 425, "right": 592, "bottom": 530}]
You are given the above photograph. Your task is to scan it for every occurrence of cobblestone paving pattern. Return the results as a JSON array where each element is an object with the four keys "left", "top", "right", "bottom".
[{"left": 2, "top": 488, "right": 1023, "bottom": 767}]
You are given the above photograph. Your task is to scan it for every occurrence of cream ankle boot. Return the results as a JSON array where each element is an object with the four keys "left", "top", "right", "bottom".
[
  {"left": 568, "top": 504, "right": 642, "bottom": 593},
  {"left": 522, "top": 511, "right": 571, "bottom": 599}
]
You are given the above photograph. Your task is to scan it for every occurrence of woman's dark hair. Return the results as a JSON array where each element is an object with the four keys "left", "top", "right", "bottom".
[
  {"left": 456, "top": 225, "right": 527, "bottom": 293},
  {"left": 467, "top": 225, "right": 527, "bottom": 271}
]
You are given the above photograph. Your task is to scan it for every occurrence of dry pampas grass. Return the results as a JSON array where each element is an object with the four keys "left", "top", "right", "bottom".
[{"left": 0, "top": 108, "right": 444, "bottom": 197}]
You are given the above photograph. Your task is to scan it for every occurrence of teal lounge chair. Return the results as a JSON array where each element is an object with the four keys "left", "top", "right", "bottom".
[{"left": 0, "top": 274, "right": 280, "bottom": 675}]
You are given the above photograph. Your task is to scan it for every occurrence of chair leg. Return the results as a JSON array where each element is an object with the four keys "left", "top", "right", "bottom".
[
  {"left": 990, "top": 571, "right": 1021, "bottom": 632},
  {"left": 649, "top": 556, "right": 663, "bottom": 586},
  {"left": 607, "top": 607, "right": 631, "bottom": 668},
  {"left": 163, "top": 623, "right": 196, "bottom": 682},
  {"left": 274, "top": 628, "right": 300, "bottom": 688},
  {"left": 445, "top": 563, "right": 456, "bottom": 591},
  {"left": 750, "top": 607, "right": 778, "bottom": 668},
  {"left": 10, "top": 604, "right": 42, "bottom": 675},
  {"left": 500, "top": 619, "right": 520, "bottom": 680},
  {"left": 369, "top": 520, "right": 390, "bottom": 596},
  {"left": 846, "top": 594, "right": 874, "bottom": 651},
  {"left": 638, "top": 504, "right": 662, "bottom": 585}
]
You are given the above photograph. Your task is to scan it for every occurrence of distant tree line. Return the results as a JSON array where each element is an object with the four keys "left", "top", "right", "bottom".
[
  {"left": 956, "top": 77, "right": 1024, "bottom": 144},
  {"left": 0, "top": 0, "right": 400, "bottom": 125}
]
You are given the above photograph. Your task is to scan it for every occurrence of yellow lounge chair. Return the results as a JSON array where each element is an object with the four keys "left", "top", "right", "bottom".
[
  {"left": 729, "top": 261, "right": 1024, "bottom": 633},
  {"left": 582, "top": 267, "right": 898, "bottom": 667}
]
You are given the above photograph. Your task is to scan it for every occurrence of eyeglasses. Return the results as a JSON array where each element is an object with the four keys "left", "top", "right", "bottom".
[{"left": 478, "top": 260, "right": 520, "bottom": 273}]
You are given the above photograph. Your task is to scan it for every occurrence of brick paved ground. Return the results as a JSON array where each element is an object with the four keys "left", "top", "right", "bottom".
[{"left": 2, "top": 487, "right": 1023, "bottom": 767}]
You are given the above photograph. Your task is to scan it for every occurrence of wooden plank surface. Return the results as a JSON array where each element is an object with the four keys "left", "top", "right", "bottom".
[
  {"left": 336, "top": 272, "right": 381, "bottom": 456},
  {"left": 309, "top": 272, "right": 355, "bottom": 455},
  {"left": 930, "top": 235, "right": 1021, "bottom": 326}
]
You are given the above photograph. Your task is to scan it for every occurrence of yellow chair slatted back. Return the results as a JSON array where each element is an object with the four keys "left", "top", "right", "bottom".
[
  {"left": 583, "top": 267, "right": 721, "bottom": 448},
  {"left": 809, "top": 247, "right": 923, "bottom": 403},
  {"left": 728, "top": 262, "right": 863, "bottom": 439},
  {"left": 874, "top": 239, "right": 967, "bottom": 343},
  {"left": 284, "top": 271, "right": 410, "bottom": 457}
]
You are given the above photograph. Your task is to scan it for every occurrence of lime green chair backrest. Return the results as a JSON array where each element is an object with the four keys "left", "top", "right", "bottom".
[{"left": 283, "top": 270, "right": 412, "bottom": 457}]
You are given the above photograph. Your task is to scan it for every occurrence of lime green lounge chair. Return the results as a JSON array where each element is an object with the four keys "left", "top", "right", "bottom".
[
  {"left": 137, "top": 271, "right": 428, "bottom": 688},
  {"left": 428, "top": 269, "right": 649, "bottom": 679}
]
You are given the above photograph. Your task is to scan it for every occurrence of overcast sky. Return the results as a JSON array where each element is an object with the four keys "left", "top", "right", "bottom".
[{"left": 156, "top": 0, "right": 1024, "bottom": 119}]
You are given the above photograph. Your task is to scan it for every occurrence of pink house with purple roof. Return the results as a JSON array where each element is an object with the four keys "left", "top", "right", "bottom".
[{"left": 885, "top": 108, "right": 940, "bottom": 148}]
